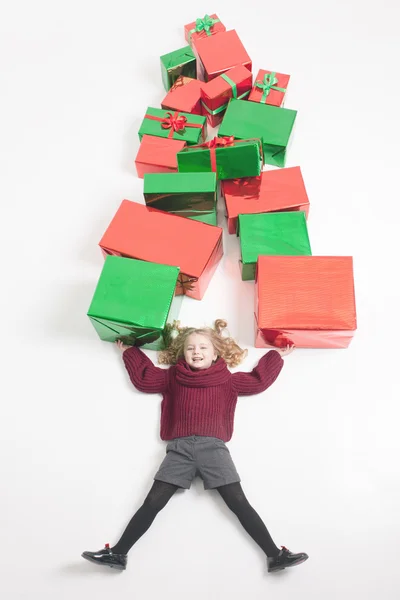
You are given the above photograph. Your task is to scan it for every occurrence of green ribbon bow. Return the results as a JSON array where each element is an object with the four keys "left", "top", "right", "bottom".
[
  {"left": 189, "top": 14, "right": 220, "bottom": 40},
  {"left": 255, "top": 72, "right": 287, "bottom": 103}
]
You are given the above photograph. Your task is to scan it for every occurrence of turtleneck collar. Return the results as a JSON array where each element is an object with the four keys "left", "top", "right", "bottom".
[{"left": 174, "top": 357, "right": 231, "bottom": 387}]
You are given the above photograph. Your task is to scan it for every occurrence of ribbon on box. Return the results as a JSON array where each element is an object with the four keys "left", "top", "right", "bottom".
[
  {"left": 201, "top": 73, "right": 250, "bottom": 116},
  {"left": 189, "top": 14, "right": 220, "bottom": 40},
  {"left": 254, "top": 72, "right": 287, "bottom": 103},
  {"left": 229, "top": 176, "right": 262, "bottom": 199},
  {"left": 144, "top": 111, "right": 203, "bottom": 139},
  {"left": 197, "top": 136, "right": 235, "bottom": 172},
  {"left": 260, "top": 329, "right": 293, "bottom": 348},
  {"left": 177, "top": 274, "right": 198, "bottom": 292}
]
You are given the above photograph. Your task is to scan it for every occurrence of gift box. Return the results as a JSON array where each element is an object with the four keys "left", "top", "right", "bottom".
[
  {"left": 160, "top": 46, "right": 196, "bottom": 91},
  {"left": 249, "top": 69, "right": 290, "bottom": 107},
  {"left": 177, "top": 137, "right": 262, "bottom": 180},
  {"left": 194, "top": 30, "right": 252, "bottom": 82},
  {"left": 138, "top": 107, "right": 207, "bottom": 146},
  {"left": 255, "top": 255, "right": 357, "bottom": 348},
  {"left": 87, "top": 255, "right": 182, "bottom": 350},
  {"left": 201, "top": 65, "right": 253, "bottom": 127},
  {"left": 238, "top": 212, "right": 312, "bottom": 280},
  {"left": 143, "top": 172, "right": 217, "bottom": 226},
  {"left": 99, "top": 200, "right": 223, "bottom": 300},
  {"left": 218, "top": 99, "right": 297, "bottom": 167},
  {"left": 184, "top": 14, "right": 226, "bottom": 46},
  {"left": 135, "top": 135, "right": 187, "bottom": 178},
  {"left": 221, "top": 167, "right": 310, "bottom": 234},
  {"left": 161, "top": 76, "right": 204, "bottom": 116}
]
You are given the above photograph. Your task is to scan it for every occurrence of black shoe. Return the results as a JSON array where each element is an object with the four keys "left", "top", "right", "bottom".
[
  {"left": 267, "top": 546, "right": 309, "bottom": 573},
  {"left": 81, "top": 543, "right": 127, "bottom": 571}
]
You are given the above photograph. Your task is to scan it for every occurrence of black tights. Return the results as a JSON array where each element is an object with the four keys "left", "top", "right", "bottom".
[{"left": 112, "top": 481, "right": 280, "bottom": 558}]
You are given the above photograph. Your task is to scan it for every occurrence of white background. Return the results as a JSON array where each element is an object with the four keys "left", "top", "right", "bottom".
[{"left": 1, "top": 1, "right": 400, "bottom": 598}]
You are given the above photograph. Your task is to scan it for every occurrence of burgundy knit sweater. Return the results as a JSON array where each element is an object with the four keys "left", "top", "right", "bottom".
[{"left": 122, "top": 347, "right": 284, "bottom": 442}]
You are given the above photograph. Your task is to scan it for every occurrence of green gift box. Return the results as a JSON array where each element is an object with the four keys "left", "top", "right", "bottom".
[
  {"left": 143, "top": 172, "right": 217, "bottom": 225},
  {"left": 177, "top": 137, "right": 262, "bottom": 180},
  {"left": 160, "top": 46, "right": 197, "bottom": 91},
  {"left": 218, "top": 99, "right": 297, "bottom": 167},
  {"left": 139, "top": 107, "right": 206, "bottom": 146},
  {"left": 238, "top": 212, "right": 312, "bottom": 280},
  {"left": 87, "top": 255, "right": 182, "bottom": 350}
]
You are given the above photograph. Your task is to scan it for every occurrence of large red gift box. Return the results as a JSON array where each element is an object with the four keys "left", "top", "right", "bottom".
[
  {"left": 200, "top": 65, "right": 253, "bottom": 127},
  {"left": 255, "top": 255, "right": 357, "bottom": 349},
  {"left": 99, "top": 200, "right": 223, "bottom": 300},
  {"left": 221, "top": 166, "right": 310, "bottom": 234},
  {"left": 194, "top": 30, "right": 252, "bottom": 82},
  {"left": 135, "top": 135, "right": 187, "bottom": 178}
]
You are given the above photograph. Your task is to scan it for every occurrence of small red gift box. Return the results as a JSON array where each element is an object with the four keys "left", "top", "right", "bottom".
[
  {"left": 221, "top": 166, "right": 310, "bottom": 234},
  {"left": 135, "top": 135, "right": 187, "bottom": 178},
  {"left": 194, "top": 30, "right": 252, "bottom": 82},
  {"left": 99, "top": 200, "right": 223, "bottom": 301},
  {"left": 248, "top": 69, "right": 290, "bottom": 107},
  {"left": 200, "top": 65, "right": 253, "bottom": 127},
  {"left": 255, "top": 255, "right": 357, "bottom": 349},
  {"left": 184, "top": 14, "right": 226, "bottom": 46},
  {"left": 161, "top": 76, "right": 204, "bottom": 116}
]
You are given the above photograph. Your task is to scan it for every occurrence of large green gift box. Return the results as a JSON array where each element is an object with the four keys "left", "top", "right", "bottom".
[
  {"left": 143, "top": 172, "right": 217, "bottom": 225},
  {"left": 160, "top": 46, "right": 196, "bottom": 91},
  {"left": 139, "top": 107, "right": 206, "bottom": 146},
  {"left": 87, "top": 255, "right": 182, "bottom": 350},
  {"left": 238, "top": 212, "right": 312, "bottom": 280},
  {"left": 177, "top": 137, "right": 262, "bottom": 180},
  {"left": 218, "top": 99, "right": 297, "bottom": 167}
]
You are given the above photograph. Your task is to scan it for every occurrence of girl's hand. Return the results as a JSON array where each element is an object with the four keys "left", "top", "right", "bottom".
[
  {"left": 274, "top": 344, "right": 294, "bottom": 357},
  {"left": 116, "top": 340, "right": 130, "bottom": 352}
]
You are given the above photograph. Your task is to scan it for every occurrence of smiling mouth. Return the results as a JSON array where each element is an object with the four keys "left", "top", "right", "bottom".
[{"left": 192, "top": 357, "right": 203, "bottom": 363}]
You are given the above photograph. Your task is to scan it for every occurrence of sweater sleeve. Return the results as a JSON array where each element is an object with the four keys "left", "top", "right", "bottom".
[
  {"left": 122, "top": 346, "right": 169, "bottom": 394},
  {"left": 231, "top": 350, "right": 284, "bottom": 396}
]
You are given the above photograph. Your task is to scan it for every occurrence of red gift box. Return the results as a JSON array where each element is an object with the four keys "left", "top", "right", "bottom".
[
  {"left": 184, "top": 14, "right": 226, "bottom": 46},
  {"left": 135, "top": 135, "right": 187, "bottom": 178},
  {"left": 255, "top": 255, "right": 357, "bottom": 349},
  {"left": 194, "top": 30, "right": 252, "bottom": 82},
  {"left": 200, "top": 65, "right": 253, "bottom": 127},
  {"left": 161, "top": 76, "right": 204, "bottom": 116},
  {"left": 99, "top": 200, "right": 223, "bottom": 300},
  {"left": 249, "top": 69, "right": 290, "bottom": 107},
  {"left": 221, "top": 167, "right": 310, "bottom": 234}
]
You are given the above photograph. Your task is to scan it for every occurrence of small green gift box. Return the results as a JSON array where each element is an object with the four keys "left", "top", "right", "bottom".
[
  {"left": 143, "top": 172, "right": 217, "bottom": 225},
  {"left": 139, "top": 107, "right": 206, "bottom": 146},
  {"left": 87, "top": 256, "right": 182, "bottom": 350},
  {"left": 160, "top": 45, "right": 197, "bottom": 91},
  {"left": 238, "top": 212, "right": 312, "bottom": 280},
  {"left": 218, "top": 99, "right": 297, "bottom": 167},
  {"left": 177, "top": 137, "right": 262, "bottom": 180}
]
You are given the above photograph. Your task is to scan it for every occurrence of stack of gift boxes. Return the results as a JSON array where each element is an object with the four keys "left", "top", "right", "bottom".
[{"left": 88, "top": 14, "right": 357, "bottom": 350}]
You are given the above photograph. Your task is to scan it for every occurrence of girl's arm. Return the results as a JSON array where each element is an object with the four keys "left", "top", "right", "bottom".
[
  {"left": 231, "top": 349, "right": 286, "bottom": 396},
  {"left": 119, "top": 343, "right": 169, "bottom": 394}
]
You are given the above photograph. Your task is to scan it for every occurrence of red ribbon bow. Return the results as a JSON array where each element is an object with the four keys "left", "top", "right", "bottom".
[
  {"left": 161, "top": 112, "right": 187, "bottom": 132},
  {"left": 199, "top": 135, "right": 235, "bottom": 149},
  {"left": 196, "top": 136, "right": 235, "bottom": 173}
]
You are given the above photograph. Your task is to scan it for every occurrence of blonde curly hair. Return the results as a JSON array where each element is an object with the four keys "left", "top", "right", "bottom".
[{"left": 158, "top": 319, "right": 247, "bottom": 368}]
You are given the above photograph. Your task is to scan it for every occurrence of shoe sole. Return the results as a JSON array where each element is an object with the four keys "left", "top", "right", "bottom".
[
  {"left": 268, "top": 556, "right": 309, "bottom": 573},
  {"left": 81, "top": 553, "right": 126, "bottom": 571}
]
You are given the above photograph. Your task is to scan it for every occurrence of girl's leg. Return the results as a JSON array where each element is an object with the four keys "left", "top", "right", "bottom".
[
  {"left": 111, "top": 480, "right": 178, "bottom": 554},
  {"left": 217, "top": 482, "right": 280, "bottom": 558}
]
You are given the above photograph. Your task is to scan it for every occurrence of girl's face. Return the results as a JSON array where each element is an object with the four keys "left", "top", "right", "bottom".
[{"left": 183, "top": 333, "right": 217, "bottom": 370}]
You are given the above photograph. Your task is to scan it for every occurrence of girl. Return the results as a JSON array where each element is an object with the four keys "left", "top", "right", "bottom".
[{"left": 82, "top": 320, "right": 308, "bottom": 573}]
